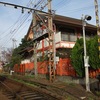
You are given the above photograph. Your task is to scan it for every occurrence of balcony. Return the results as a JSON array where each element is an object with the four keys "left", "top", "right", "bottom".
[{"left": 37, "top": 32, "right": 76, "bottom": 51}]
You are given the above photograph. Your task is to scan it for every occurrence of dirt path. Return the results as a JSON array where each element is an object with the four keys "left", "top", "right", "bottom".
[{"left": 0, "top": 90, "right": 9, "bottom": 100}]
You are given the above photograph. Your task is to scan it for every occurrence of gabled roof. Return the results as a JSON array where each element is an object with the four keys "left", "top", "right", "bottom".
[
  {"left": 26, "top": 14, "right": 97, "bottom": 40},
  {"left": 53, "top": 14, "right": 96, "bottom": 29},
  {"left": 23, "top": 14, "right": 97, "bottom": 55}
]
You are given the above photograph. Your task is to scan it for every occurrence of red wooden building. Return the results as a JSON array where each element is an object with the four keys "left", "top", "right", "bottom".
[{"left": 14, "top": 14, "right": 98, "bottom": 78}]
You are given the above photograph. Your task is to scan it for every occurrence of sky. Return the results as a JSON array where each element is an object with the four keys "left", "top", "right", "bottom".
[{"left": 0, "top": 0, "right": 100, "bottom": 50}]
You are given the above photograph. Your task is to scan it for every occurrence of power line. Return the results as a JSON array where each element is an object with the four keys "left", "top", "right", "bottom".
[
  {"left": 0, "top": 1, "right": 33, "bottom": 40},
  {"left": 0, "top": 10, "right": 31, "bottom": 47},
  {"left": 0, "top": 0, "right": 45, "bottom": 47},
  {"left": 0, "top": 0, "right": 42, "bottom": 39},
  {"left": 15, "top": 19, "right": 31, "bottom": 41},
  {"left": 0, "top": 1, "right": 50, "bottom": 15},
  {"left": 53, "top": 0, "right": 70, "bottom": 9},
  {"left": 0, "top": 13, "right": 30, "bottom": 40},
  {"left": 60, "top": 4, "right": 100, "bottom": 14},
  {"left": 0, "top": 0, "right": 48, "bottom": 48},
  {"left": 1, "top": 13, "right": 29, "bottom": 45}
]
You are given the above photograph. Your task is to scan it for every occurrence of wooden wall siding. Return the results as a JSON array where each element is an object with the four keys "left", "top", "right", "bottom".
[{"left": 14, "top": 58, "right": 100, "bottom": 78}]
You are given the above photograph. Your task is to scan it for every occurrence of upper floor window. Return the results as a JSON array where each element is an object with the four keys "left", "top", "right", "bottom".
[
  {"left": 61, "top": 28, "right": 76, "bottom": 42},
  {"left": 61, "top": 32, "right": 69, "bottom": 41},
  {"left": 79, "top": 30, "right": 95, "bottom": 40},
  {"left": 86, "top": 31, "right": 95, "bottom": 39}
]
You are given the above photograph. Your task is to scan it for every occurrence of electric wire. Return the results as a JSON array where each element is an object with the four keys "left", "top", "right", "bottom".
[
  {"left": 0, "top": 0, "right": 46, "bottom": 48},
  {"left": 16, "top": 19, "right": 31, "bottom": 44},
  {"left": 0, "top": 14, "right": 31, "bottom": 47},
  {"left": 0, "top": 0, "right": 41, "bottom": 47},
  {"left": 58, "top": 3, "right": 100, "bottom": 14},
  {"left": 2, "top": 14, "right": 31, "bottom": 47},
  {"left": 53, "top": 0, "right": 70, "bottom": 8},
  {"left": 2, "top": 0, "right": 95, "bottom": 48},
  {"left": 52, "top": 0, "right": 71, "bottom": 12},
  {"left": 0, "top": 1, "right": 32, "bottom": 39},
  {"left": 1, "top": 0, "right": 47, "bottom": 47},
  {"left": 0, "top": 13, "right": 30, "bottom": 40}
]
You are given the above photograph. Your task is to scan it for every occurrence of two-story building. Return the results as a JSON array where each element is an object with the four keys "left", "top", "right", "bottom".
[
  {"left": 26, "top": 14, "right": 97, "bottom": 60},
  {"left": 15, "top": 14, "right": 98, "bottom": 77}
]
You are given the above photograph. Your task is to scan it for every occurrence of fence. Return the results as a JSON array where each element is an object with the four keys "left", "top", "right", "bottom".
[
  {"left": 14, "top": 58, "right": 100, "bottom": 78},
  {"left": 14, "top": 58, "right": 76, "bottom": 76},
  {"left": 89, "top": 69, "right": 100, "bottom": 78}
]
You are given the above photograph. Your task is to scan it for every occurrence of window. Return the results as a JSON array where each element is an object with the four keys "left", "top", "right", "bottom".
[
  {"left": 61, "top": 28, "right": 76, "bottom": 42},
  {"left": 70, "top": 32, "right": 76, "bottom": 41},
  {"left": 86, "top": 31, "right": 95, "bottom": 39},
  {"left": 61, "top": 32, "right": 69, "bottom": 41},
  {"left": 80, "top": 30, "right": 95, "bottom": 40}
]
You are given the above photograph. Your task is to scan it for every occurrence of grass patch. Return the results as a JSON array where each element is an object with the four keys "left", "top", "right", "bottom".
[
  {"left": 95, "top": 91, "right": 100, "bottom": 97},
  {"left": 9, "top": 77, "right": 36, "bottom": 87},
  {"left": 68, "top": 83, "right": 75, "bottom": 86}
]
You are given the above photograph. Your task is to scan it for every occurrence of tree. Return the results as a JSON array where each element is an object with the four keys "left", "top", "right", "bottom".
[
  {"left": 71, "top": 38, "right": 84, "bottom": 77},
  {"left": 88, "top": 36, "right": 100, "bottom": 69},
  {"left": 71, "top": 36, "right": 100, "bottom": 77},
  {"left": 6, "top": 35, "right": 33, "bottom": 69},
  {"left": 10, "top": 48, "right": 22, "bottom": 68}
]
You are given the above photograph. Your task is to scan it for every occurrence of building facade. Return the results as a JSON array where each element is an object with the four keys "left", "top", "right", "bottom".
[
  {"left": 15, "top": 14, "right": 98, "bottom": 77},
  {"left": 26, "top": 14, "right": 97, "bottom": 59}
]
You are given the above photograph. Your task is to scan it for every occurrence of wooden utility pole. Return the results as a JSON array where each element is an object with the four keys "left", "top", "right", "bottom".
[
  {"left": 48, "top": 0, "right": 55, "bottom": 82},
  {"left": 0, "top": 1, "right": 56, "bottom": 81},
  {"left": 33, "top": 42, "right": 38, "bottom": 77},
  {"left": 33, "top": 12, "right": 38, "bottom": 77},
  {"left": 94, "top": 0, "right": 100, "bottom": 57}
]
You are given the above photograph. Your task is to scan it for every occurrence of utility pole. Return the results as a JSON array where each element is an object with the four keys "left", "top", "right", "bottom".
[
  {"left": 94, "top": 0, "right": 100, "bottom": 57},
  {"left": 0, "top": 1, "right": 56, "bottom": 81},
  {"left": 33, "top": 42, "right": 38, "bottom": 77},
  {"left": 32, "top": 1, "right": 49, "bottom": 78},
  {"left": 12, "top": 38, "right": 17, "bottom": 49},
  {"left": 82, "top": 15, "right": 92, "bottom": 92},
  {"left": 33, "top": 12, "right": 38, "bottom": 77},
  {"left": 48, "top": 0, "right": 55, "bottom": 82}
]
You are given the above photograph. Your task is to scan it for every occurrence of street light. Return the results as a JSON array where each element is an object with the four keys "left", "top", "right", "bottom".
[{"left": 82, "top": 14, "right": 92, "bottom": 92}]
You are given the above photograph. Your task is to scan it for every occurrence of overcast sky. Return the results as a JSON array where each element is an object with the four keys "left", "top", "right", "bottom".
[{"left": 0, "top": 0, "right": 100, "bottom": 49}]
